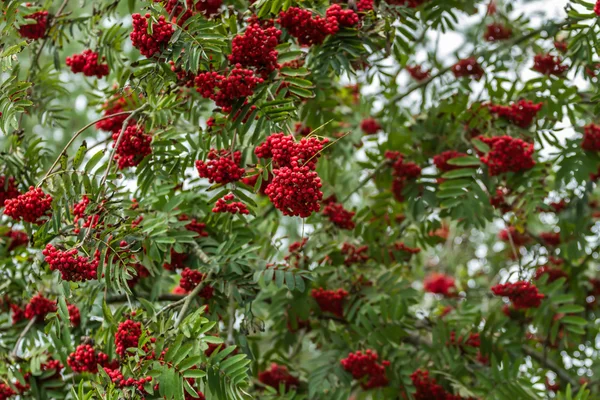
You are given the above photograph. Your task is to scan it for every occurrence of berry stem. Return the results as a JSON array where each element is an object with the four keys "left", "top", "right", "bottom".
[
  {"left": 11, "top": 316, "right": 37, "bottom": 358},
  {"left": 174, "top": 271, "right": 214, "bottom": 328}
]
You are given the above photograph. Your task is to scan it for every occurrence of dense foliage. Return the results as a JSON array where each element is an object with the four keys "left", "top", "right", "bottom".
[{"left": 1, "top": 0, "right": 600, "bottom": 399}]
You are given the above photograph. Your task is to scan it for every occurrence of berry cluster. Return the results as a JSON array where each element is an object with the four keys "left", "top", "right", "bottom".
[
  {"left": 19, "top": 10, "right": 49, "bottom": 40},
  {"left": 533, "top": 54, "right": 568, "bottom": 76},
  {"left": 41, "top": 358, "right": 64, "bottom": 378},
  {"left": 294, "top": 123, "right": 312, "bottom": 136},
  {"left": 229, "top": 23, "right": 281, "bottom": 77},
  {"left": 596, "top": 0, "right": 600, "bottom": 16},
  {"left": 326, "top": 5, "right": 359, "bottom": 27},
  {"left": 179, "top": 215, "right": 209, "bottom": 237},
  {"left": 104, "top": 368, "right": 152, "bottom": 391},
  {"left": 163, "top": 249, "right": 187, "bottom": 271},
  {"left": 96, "top": 94, "right": 131, "bottom": 133},
  {"left": 115, "top": 319, "right": 142, "bottom": 357},
  {"left": 195, "top": 149, "right": 245, "bottom": 184},
  {"left": 433, "top": 150, "right": 468, "bottom": 172},
  {"left": 3, "top": 187, "right": 52, "bottom": 224},
  {"left": 491, "top": 281, "right": 545, "bottom": 309},
  {"left": 423, "top": 273, "right": 456, "bottom": 297},
  {"left": 483, "top": 23, "right": 512, "bottom": 41},
  {"left": 258, "top": 363, "right": 299, "bottom": 392},
  {"left": 406, "top": 65, "right": 431, "bottom": 81},
  {"left": 65, "top": 50, "right": 109, "bottom": 78},
  {"left": 340, "top": 350, "right": 390, "bottom": 389},
  {"left": 155, "top": 0, "right": 222, "bottom": 24},
  {"left": 452, "top": 58, "right": 484, "bottom": 80},
  {"left": 534, "top": 266, "right": 568, "bottom": 283},
  {"left": 311, "top": 287, "right": 349, "bottom": 317},
  {"left": 72, "top": 195, "right": 100, "bottom": 234},
  {"left": 42, "top": 244, "right": 99, "bottom": 282},
  {"left": 212, "top": 194, "right": 250, "bottom": 215},
  {"left": 24, "top": 294, "right": 57, "bottom": 320},
  {"left": 488, "top": 100, "right": 542, "bottom": 128},
  {"left": 476, "top": 135, "right": 535, "bottom": 176},
  {"left": 581, "top": 123, "right": 600, "bottom": 151},
  {"left": 265, "top": 166, "right": 323, "bottom": 217},
  {"left": 194, "top": 67, "right": 263, "bottom": 112},
  {"left": 360, "top": 118, "right": 381, "bottom": 135},
  {"left": 357, "top": 0, "right": 374, "bottom": 11},
  {"left": 130, "top": 14, "right": 174, "bottom": 58},
  {"left": 387, "top": 151, "right": 422, "bottom": 202},
  {"left": 540, "top": 231, "right": 561, "bottom": 247},
  {"left": 0, "top": 383, "right": 15, "bottom": 400},
  {"left": 341, "top": 243, "right": 369, "bottom": 266},
  {"left": 490, "top": 188, "right": 511, "bottom": 213},
  {"left": 255, "top": 133, "right": 328, "bottom": 170},
  {"left": 112, "top": 124, "right": 152, "bottom": 169},
  {"left": 277, "top": 7, "right": 339, "bottom": 46},
  {"left": 5, "top": 229, "right": 28, "bottom": 252},
  {"left": 411, "top": 369, "right": 464, "bottom": 400},
  {"left": 68, "top": 303, "right": 81, "bottom": 327},
  {"left": 393, "top": 242, "right": 421, "bottom": 255},
  {"left": 322, "top": 202, "right": 355, "bottom": 230},
  {"left": 179, "top": 268, "right": 214, "bottom": 299},
  {"left": 67, "top": 344, "right": 111, "bottom": 373},
  {"left": 0, "top": 175, "right": 19, "bottom": 205}
]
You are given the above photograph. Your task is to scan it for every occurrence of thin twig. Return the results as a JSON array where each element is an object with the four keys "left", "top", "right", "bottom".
[
  {"left": 11, "top": 317, "right": 37, "bottom": 358},
  {"left": 340, "top": 160, "right": 387, "bottom": 204},
  {"left": 522, "top": 345, "right": 579, "bottom": 389},
  {"left": 174, "top": 271, "right": 214, "bottom": 328}
]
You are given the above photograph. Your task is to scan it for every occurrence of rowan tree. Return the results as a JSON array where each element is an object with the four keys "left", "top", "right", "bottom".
[{"left": 0, "top": 0, "right": 599, "bottom": 399}]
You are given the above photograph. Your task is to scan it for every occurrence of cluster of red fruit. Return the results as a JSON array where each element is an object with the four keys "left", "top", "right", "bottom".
[
  {"left": 498, "top": 226, "right": 530, "bottom": 247},
  {"left": 19, "top": 10, "right": 48, "bottom": 40},
  {"left": 5, "top": 229, "right": 28, "bottom": 252},
  {"left": 540, "top": 231, "right": 561, "bottom": 247},
  {"left": 179, "top": 215, "right": 209, "bottom": 237},
  {"left": 72, "top": 195, "right": 100, "bottom": 234},
  {"left": 476, "top": 135, "right": 535, "bottom": 176},
  {"left": 360, "top": 118, "right": 381, "bottom": 135},
  {"left": 487, "top": 100, "right": 543, "bottom": 128},
  {"left": 112, "top": 125, "right": 152, "bottom": 169},
  {"left": 194, "top": 67, "right": 263, "bottom": 112},
  {"left": 258, "top": 363, "right": 299, "bottom": 391},
  {"left": 311, "top": 287, "right": 348, "bottom": 318},
  {"left": 179, "top": 267, "right": 214, "bottom": 299},
  {"left": 341, "top": 243, "right": 369, "bottom": 266},
  {"left": 491, "top": 281, "right": 545, "bottom": 309},
  {"left": 533, "top": 54, "right": 568, "bottom": 76},
  {"left": 406, "top": 65, "right": 431, "bottom": 82},
  {"left": 452, "top": 58, "right": 484, "bottom": 80},
  {"left": 104, "top": 368, "right": 152, "bottom": 391},
  {"left": 66, "top": 50, "right": 109, "bottom": 78},
  {"left": 483, "top": 23, "right": 512, "bottom": 41},
  {"left": 411, "top": 369, "right": 467, "bottom": 400},
  {"left": 433, "top": 150, "right": 467, "bottom": 172},
  {"left": 3, "top": 186, "right": 53, "bottom": 224},
  {"left": 154, "top": 0, "right": 222, "bottom": 24},
  {"left": 96, "top": 94, "right": 131, "bottom": 132},
  {"left": 24, "top": 293, "right": 57, "bottom": 320},
  {"left": 212, "top": 194, "right": 250, "bottom": 215},
  {"left": 115, "top": 319, "right": 142, "bottom": 357},
  {"left": 386, "top": 151, "right": 421, "bottom": 202},
  {"left": 68, "top": 303, "right": 81, "bottom": 326},
  {"left": 0, "top": 176, "right": 19, "bottom": 205},
  {"left": 423, "top": 273, "right": 456, "bottom": 297},
  {"left": 341, "top": 350, "right": 390, "bottom": 389},
  {"left": 255, "top": 133, "right": 329, "bottom": 217},
  {"left": 42, "top": 244, "right": 99, "bottom": 282},
  {"left": 67, "top": 344, "right": 114, "bottom": 373},
  {"left": 581, "top": 123, "right": 600, "bottom": 152},
  {"left": 195, "top": 149, "right": 245, "bottom": 184},
  {"left": 229, "top": 23, "right": 281, "bottom": 77},
  {"left": 535, "top": 265, "right": 568, "bottom": 283},
  {"left": 322, "top": 202, "right": 355, "bottom": 230},
  {"left": 130, "top": 14, "right": 174, "bottom": 58}
]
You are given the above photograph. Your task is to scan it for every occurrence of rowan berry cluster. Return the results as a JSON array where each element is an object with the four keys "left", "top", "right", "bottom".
[
  {"left": 483, "top": 23, "right": 512, "bottom": 41},
  {"left": 163, "top": 249, "right": 187, "bottom": 271},
  {"left": 112, "top": 125, "right": 152, "bottom": 169},
  {"left": 3, "top": 187, "right": 52, "bottom": 224},
  {"left": 155, "top": 0, "right": 222, "bottom": 24},
  {"left": 322, "top": 202, "right": 355, "bottom": 230},
  {"left": 423, "top": 273, "right": 456, "bottom": 297},
  {"left": 212, "top": 194, "right": 250, "bottom": 215},
  {"left": 24, "top": 294, "right": 57, "bottom": 320},
  {"left": 491, "top": 281, "right": 545, "bottom": 309},
  {"left": 130, "top": 14, "right": 174, "bottom": 58},
  {"left": 534, "top": 266, "right": 568, "bottom": 283},
  {"left": 433, "top": 150, "right": 467, "bottom": 172},
  {"left": 19, "top": 10, "right": 49, "bottom": 40},
  {"left": 65, "top": 50, "right": 109, "bottom": 78},
  {"left": 258, "top": 363, "right": 299, "bottom": 391},
  {"left": 5, "top": 229, "right": 28, "bottom": 252},
  {"left": 406, "top": 65, "right": 430, "bottom": 81},
  {"left": 476, "top": 135, "right": 535, "bottom": 176},
  {"left": 277, "top": 7, "right": 339, "bottom": 46},
  {"left": 340, "top": 350, "right": 390, "bottom": 389},
  {"left": 341, "top": 243, "right": 369, "bottom": 266},
  {"left": 498, "top": 226, "right": 530, "bottom": 247},
  {"left": 488, "top": 100, "right": 543, "bottom": 128},
  {"left": 195, "top": 149, "right": 245, "bottom": 184},
  {"left": 393, "top": 242, "right": 421, "bottom": 255},
  {"left": 411, "top": 369, "right": 465, "bottom": 400},
  {"left": 533, "top": 54, "right": 568, "bottom": 76},
  {"left": 490, "top": 188, "right": 511, "bottom": 212},
  {"left": 180, "top": 267, "right": 214, "bottom": 299},
  {"left": 356, "top": 0, "right": 374, "bottom": 11},
  {"left": 104, "top": 368, "right": 152, "bottom": 391},
  {"left": 255, "top": 133, "right": 328, "bottom": 170},
  {"left": 449, "top": 331, "right": 481, "bottom": 348},
  {"left": 596, "top": 0, "right": 600, "bottom": 16},
  {"left": 452, "top": 58, "right": 484, "bottom": 80},
  {"left": 229, "top": 23, "right": 281, "bottom": 77},
  {"left": 67, "top": 344, "right": 112, "bottom": 373},
  {"left": 72, "top": 195, "right": 100, "bottom": 234},
  {"left": 0, "top": 176, "right": 19, "bottom": 205},
  {"left": 540, "top": 231, "right": 561, "bottom": 247},
  {"left": 10, "top": 304, "right": 24, "bottom": 325},
  {"left": 0, "top": 383, "right": 15, "bottom": 400},
  {"left": 68, "top": 303, "right": 81, "bottom": 327},
  {"left": 42, "top": 244, "right": 99, "bottom": 282},
  {"left": 311, "top": 287, "right": 348, "bottom": 317},
  {"left": 386, "top": 151, "right": 422, "bottom": 202},
  {"left": 194, "top": 67, "right": 264, "bottom": 112},
  {"left": 115, "top": 319, "right": 142, "bottom": 357},
  {"left": 326, "top": 5, "right": 359, "bottom": 27},
  {"left": 41, "top": 358, "right": 64, "bottom": 378},
  {"left": 581, "top": 123, "right": 600, "bottom": 151},
  {"left": 360, "top": 118, "right": 381, "bottom": 135},
  {"left": 96, "top": 95, "right": 131, "bottom": 133},
  {"left": 179, "top": 215, "right": 209, "bottom": 237}
]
